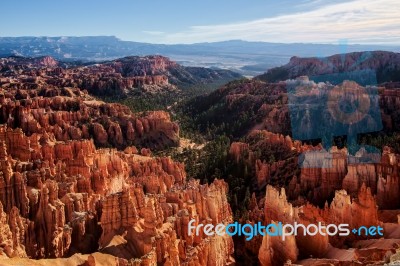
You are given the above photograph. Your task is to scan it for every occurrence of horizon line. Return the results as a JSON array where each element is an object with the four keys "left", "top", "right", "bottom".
[{"left": 1, "top": 35, "right": 399, "bottom": 47}]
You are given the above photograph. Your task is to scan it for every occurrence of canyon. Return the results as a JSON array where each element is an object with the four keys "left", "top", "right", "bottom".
[
  {"left": 0, "top": 58, "right": 235, "bottom": 265},
  {"left": 0, "top": 54, "right": 399, "bottom": 265}
]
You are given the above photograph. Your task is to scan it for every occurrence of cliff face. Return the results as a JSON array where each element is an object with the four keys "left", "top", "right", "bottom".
[
  {"left": 76, "top": 56, "right": 175, "bottom": 95},
  {"left": 0, "top": 85, "right": 179, "bottom": 150},
  {"left": 0, "top": 125, "right": 234, "bottom": 264},
  {"left": 109, "top": 55, "right": 178, "bottom": 77},
  {"left": 0, "top": 56, "right": 58, "bottom": 71},
  {"left": 294, "top": 145, "right": 400, "bottom": 210},
  {"left": 257, "top": 185, "right": 390, "bottom": 266},
  {"left": 229, "top": 129, "right": 400, "bottom": 210}
]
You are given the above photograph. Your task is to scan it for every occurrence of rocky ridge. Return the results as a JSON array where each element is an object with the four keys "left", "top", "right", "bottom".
[
  {"left": 257, "top": 51, "right": 400, "bottom": 85},
  {"left": 0, "top": 55, "right": 241, "bottom": 96}
]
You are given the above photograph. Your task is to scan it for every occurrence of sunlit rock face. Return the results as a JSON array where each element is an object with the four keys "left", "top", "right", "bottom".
[
  {"left": 0, "top": 57, "right": 235, "bottom": 265},
  {"left": 0, "top": 125, "right": 234, "bottom": 264},
  {"left": 0, "top": 85, "right": 179, "bottom": 150}
]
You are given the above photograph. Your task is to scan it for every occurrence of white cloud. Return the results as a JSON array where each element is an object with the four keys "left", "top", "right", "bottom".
[{"left": 161, "top": 0, "right": 400, "bottom": 44}]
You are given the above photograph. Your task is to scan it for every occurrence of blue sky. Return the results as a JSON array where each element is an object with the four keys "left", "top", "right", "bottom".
[{"left": 1, "top": 0, "right": 399, "bottom": 44}]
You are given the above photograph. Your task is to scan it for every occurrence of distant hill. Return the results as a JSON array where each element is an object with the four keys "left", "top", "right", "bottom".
[
  {"left": 1, "top": 36, "right": 399, "bottom": 75},
  {"left": 256, "top": 51, "right": 400, "bottom": 85},
  {"left": 0, "top": 55, "right": 241, "bottom": 96}
]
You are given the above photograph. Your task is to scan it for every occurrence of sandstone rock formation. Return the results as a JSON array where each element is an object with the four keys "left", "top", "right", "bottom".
[
  {"left": 230, "top": 129, "right": 400, "bottom": 265},
  {"left": 0, "top": 125, "right": 234, "bottom": 264},
  {"left": 257, "top": 185, "right": 397, "bottom": 266},
  {"left": 0, "top": 84, "right": 179, "bottom": 150},
  {"left": 230, "top": 130, "right": 400, "bottom": 210},
  {"left": 0, "top": 57, "right": 235, "bottom": 265}
]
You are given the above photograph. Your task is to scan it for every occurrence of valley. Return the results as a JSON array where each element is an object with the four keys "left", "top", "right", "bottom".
[{"left": 0, "top": 51, "right": 399, "bottom": 265}]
